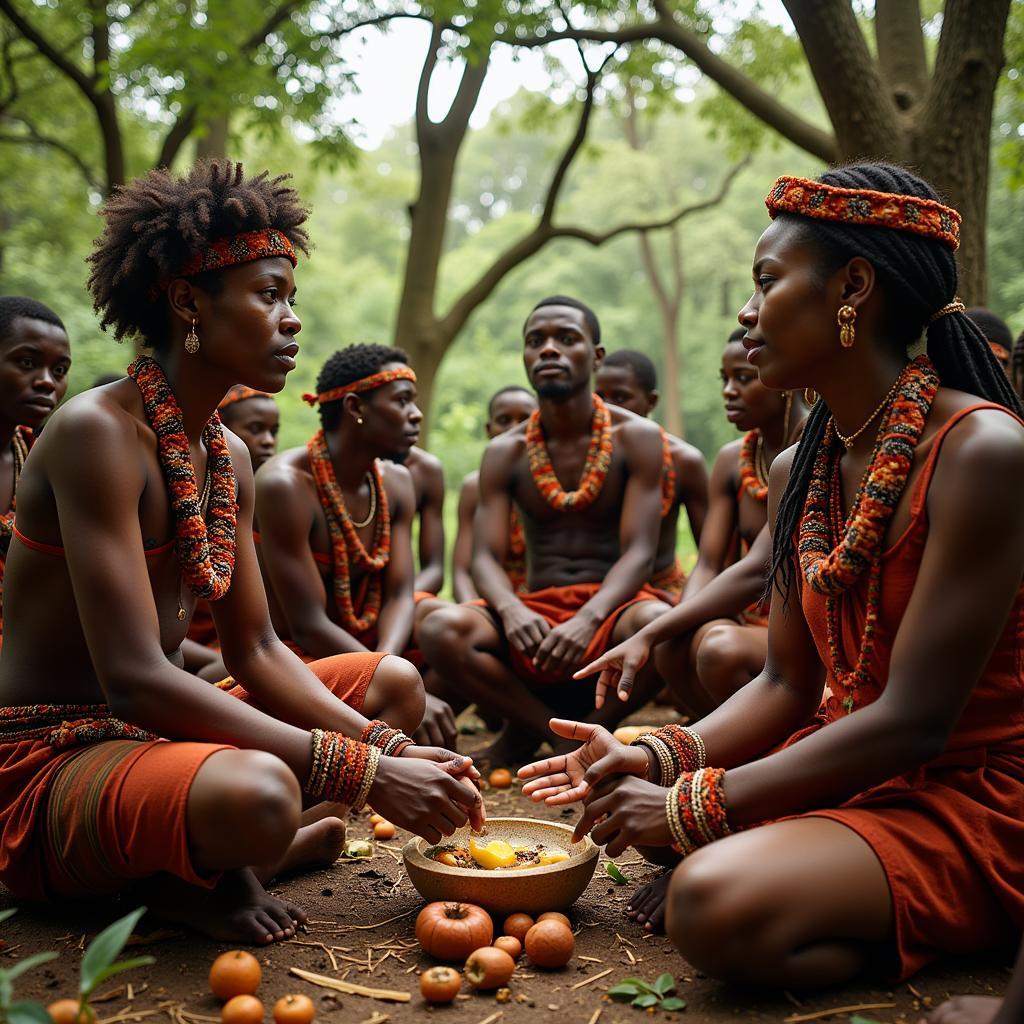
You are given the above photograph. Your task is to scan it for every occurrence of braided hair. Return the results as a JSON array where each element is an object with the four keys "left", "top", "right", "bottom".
[
  {"left": 87, "top": 160, "right": 309, "bottom": 350},
  {"left": 769, "top": 163, "right": 1024, "bottom": 603}
]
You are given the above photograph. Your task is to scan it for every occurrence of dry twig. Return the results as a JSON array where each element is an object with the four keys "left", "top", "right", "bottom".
[
  {"left": 289, "top": 966, "right": 410, "bottom": 1002},
  {"left": 783, "top": 1002, "right": 896, "bottom": 1023},
  {"left": 569, "top": 968, "right": 612, "bottom": 990}
]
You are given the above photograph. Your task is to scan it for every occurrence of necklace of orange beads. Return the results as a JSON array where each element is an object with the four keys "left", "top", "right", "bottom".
[
  {"left": 738, "top": 429, "right": 768, "bottom": 503},
  {"left": 0, "top": 426, "right": 32, "bottom": 554},
  {"left": 307, "top": 429, "right": 391, "bottom": 635},
  {"left": 799, "top": 356, "right": 939, "bottom": 712},
  {"left": 659, "top": 427, "right": 677, "bottom": 518},
  {"left": 526, "top": 393, "right": 613, "bottom": 511}
]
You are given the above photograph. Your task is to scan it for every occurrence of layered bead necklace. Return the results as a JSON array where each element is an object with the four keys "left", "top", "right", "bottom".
[
  {"left": 525, "top": 394, "right": 613, "bottom": 512},
  {"left": 307, "top": 429, "right": 391, "bottom": 635},
  {"left": 0, "top": 426, "right": 32, "bottom": 552},
  {"left": 659, "top": 427, "right": 676, "bottom": 518},
  {"left": 128, "top": 357, "right": 238, "bottom": 604},
  {"left": 738, "top": 429, "right": 769, "bottom": 503},
  {"left": 798, "top": 355, "right": 939, "bottom": 712}
]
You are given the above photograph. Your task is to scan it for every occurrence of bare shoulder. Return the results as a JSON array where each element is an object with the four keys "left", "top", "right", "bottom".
[
  {"left": 381, "top": 459, "right": 417, "bottom": 511},
  {"left": 255, "top": 445, "right": 313, "bottom": 498},
  {"left": 928, "top": 392, "right": 1024, "bottom": 490},
  {"left": 668, "top": 433, "right": 707, "bottom": 473},
  {"left": 220, "top": 426, "right": 256, "bottom": 487},
  {"left": 407, "top": 446, "right": 444, "bottom": 482},
  {"left": 37, "top": 386, "right": 143, "bottom": 468},
  {"left": 482, "top": 424, "right": 526, "bottom": 470},
  {"left": 459, "top": 470, "right": 481, "bottom": 503},
  {"left": 710, "top": 436, "right": 743, "bottom": 477}
]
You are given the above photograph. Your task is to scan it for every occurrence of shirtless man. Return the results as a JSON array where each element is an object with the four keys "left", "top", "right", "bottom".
[
  {"left": 256, "top": 345, "right": 456, "bottom": 747},
  {"left": 594, "top": 349, "right": 708, "bottom": 601},
  {"left": 419, "top": 296, "right": 670, "bottom": 760},
  {"left": 0, "top": 162, "right": 481, "bottom": 944}
]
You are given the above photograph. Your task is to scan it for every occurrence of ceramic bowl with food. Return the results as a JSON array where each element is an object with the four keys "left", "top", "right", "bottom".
[{"left": 402, "top": 816, "right": 599, "bottom": 916}]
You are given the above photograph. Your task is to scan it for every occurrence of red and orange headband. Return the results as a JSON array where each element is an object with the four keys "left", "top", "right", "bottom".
[
  {"left": 218, "top": 384, "right": 273, "bottom": 411},
  {"left": 156, "top": 228, "right": 297, "bottom": 295},
  {"left": 765, "top": 176, "right": 961, "bottom": 251},
  {"left": 303, "top": 366, "right": 416, "bottom": 407}
]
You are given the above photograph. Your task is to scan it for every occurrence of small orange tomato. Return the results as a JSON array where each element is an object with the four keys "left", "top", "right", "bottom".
[
  {"left": 488, "top": 768, "right": 513, "bottom": 789},
  {"left": 373, "top": 821, "right": 396, "bottom": 840},
  {"left": 494, "top": 935, "right": 522, "bottom": 959},
  {"left": 420, "top": 965, "right": 462, "bottom": 1003},
  {"left": 368, "top": 813, "right": 384, "bottom": 825},
  {"left": 536, "top": 911, "right": 572, "bottom": 930},
  {"left": 525, "top": 919, "right": 575, "bottom": 968},
  {"left": 221, "top": 995, "right": 264, "bottom": 1024},
  {"left": 209, "top": 950, "right": 262, "bottom": 1000},
  {"left": 502, "top": 912, "right": 534, "bottom": 943},
  {"left": 47, "top": 1001, "right": 94, "bottom": 1024},
  {"left": 464, "top": 946, "right": 515, "bottom": 991},
  {"left": 272, "top": 995, "right": 315, "bottom": 1024}
]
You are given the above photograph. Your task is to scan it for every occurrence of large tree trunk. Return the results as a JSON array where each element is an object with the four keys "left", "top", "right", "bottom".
[{"left": 195, "top": 115, "right": 230, "bottom": 160}]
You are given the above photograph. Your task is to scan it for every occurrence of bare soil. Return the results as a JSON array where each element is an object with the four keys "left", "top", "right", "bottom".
[{"left": 2, "top": 713, "right": 1013, "bottom": 1024}]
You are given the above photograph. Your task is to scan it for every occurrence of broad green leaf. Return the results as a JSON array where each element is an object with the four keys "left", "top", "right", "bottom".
[
  {"left": 631, "top": 993, "right": 659, "bottom": 1008},
  {"left": 4, "top": 952, "right": 59, "bottom": 982},
  {"left": 653, "top": 973, "right": 675, "bottom": 995},
  {"left": 0, "top": 909, "right": 18, "bottom": 925},
  {"left": 605, "top": 862, "right": 628, "bottom": 884},
  {"left": 8, "top": 1001, "right": 56, "bottom": 1024},
  {"left": 661, "top": 997, "right": 687, "bottom": 1011},
  {"left": 608, "top": 982, "right": 646, "bottom": 1000},
  {"left": 89, "top": 956, "right": 156, "bottom": 990},
  {"left": 79, "top": 907, "right": 147, "bottom": 997}
]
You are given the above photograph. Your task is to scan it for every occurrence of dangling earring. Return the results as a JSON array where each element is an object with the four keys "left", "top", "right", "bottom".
[
  {"left": 184, "top": 318, "right": 200, "bottom": 355},
  {"left": 804, "top": 387, "right": 818, "bottom": 406},
  {"left": 782, "top": 390, "right": 793, "bottom": 440},
  {"left": 837, "top": 304, "right": 856, "bottom": 348}
]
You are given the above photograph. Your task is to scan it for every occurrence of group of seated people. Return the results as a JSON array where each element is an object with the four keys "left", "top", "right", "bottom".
[{"left": 0, "top": 158, "right": 1022, "bottom": 1023}]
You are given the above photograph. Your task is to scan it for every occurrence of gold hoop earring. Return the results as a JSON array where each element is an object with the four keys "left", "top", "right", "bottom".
[
  {"left": 184, "top": 318, "right": 200, "bottom": 355},
  {"left": 838, "top": 304, "right": 856, "bottom": 348},
  {"left": 804, "top": 387, "right": 818, "bottom": 406}
]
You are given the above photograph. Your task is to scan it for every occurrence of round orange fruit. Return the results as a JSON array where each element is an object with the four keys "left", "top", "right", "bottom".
[
  {"left": 209, "top": 950, "right": 262, "bottom": 1000},
  {"left": 221, "top": 995, "right": 263, "bottom": 1024}
]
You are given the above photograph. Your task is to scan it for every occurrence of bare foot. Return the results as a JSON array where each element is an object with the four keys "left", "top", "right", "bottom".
[
  {"left": 256, "top": 816, "right": 347, "bottom": 884},
  {"left": 923, "top": 995, "right": 1004, "bottom": 1023},
  {"left": 625, "top": 871, "right": 671, "bottom": 932},
  {"left": 141, "top": 868, "right": 306, "bottom": 945}
]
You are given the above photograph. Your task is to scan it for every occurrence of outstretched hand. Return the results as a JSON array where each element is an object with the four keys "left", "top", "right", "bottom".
[
  {"left": 517, "top": 718, "right": 651, "bottom": 806},
  {"left": 574, "top": 633, "right": 653, "bottom": 708}
]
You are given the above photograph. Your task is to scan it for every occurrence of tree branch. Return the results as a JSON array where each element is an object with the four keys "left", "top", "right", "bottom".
[
  {"left": 875, "top": 0, "right": 928, "bottom": 111},
  {"left": 322, "top": 11, "right": 431, "bottom": 41},
  {"left": 415, "top": 20, "right": 444, "bottom": 143},
  {"left": 0, "top": 0, "right": 93, "bottom": 97},
  {"left": 0, "top": 115, "right": 100, "bottom": 187}
]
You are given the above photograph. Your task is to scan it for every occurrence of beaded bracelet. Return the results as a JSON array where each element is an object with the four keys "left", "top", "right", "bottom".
[
  {"left": 633, "top": 725, "right": 705, "bottom": 784},
  {"left": 360, "top": 718, "right": 415, "bottom": 758},
  {"left": 307, "top": 728, "right": 381, "bottom": 809},
  {"left": 664, "top": 768, "right": 730, "bottom": 855}
]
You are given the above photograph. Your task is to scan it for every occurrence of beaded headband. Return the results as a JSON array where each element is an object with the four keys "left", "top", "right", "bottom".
[
  {"left": 765, "top": 176, "right": 961, "bottom": 251},
  {"left": 181, "top": 228, "right": 297, "bottom": 277},
  {"left": 218, "top": 384, "right": 273, "bottom": 411},
  {"left": 303, "top": 366, "right": 416, "bottom": 407}
]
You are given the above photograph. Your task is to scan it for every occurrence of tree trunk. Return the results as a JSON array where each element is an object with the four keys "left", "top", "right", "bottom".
[{"left": 195, "top": 114, "right": 230, "bottom": 160}]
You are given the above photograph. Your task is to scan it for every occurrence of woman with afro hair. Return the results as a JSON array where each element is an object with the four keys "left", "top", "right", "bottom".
[
  {"left": 517, "top": 163, "right": 1024, "bottom": 997},
  {"left": 0, "top": 161, "right": 482, "bottom": 944}
]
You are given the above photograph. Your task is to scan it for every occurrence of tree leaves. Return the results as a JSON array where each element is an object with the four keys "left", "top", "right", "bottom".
[
  {"left": 79, "top": 907, "right": 154, "bottom": 998},
  {"left": 608, "top": 974, "right": 686, "bottom": 1012}
]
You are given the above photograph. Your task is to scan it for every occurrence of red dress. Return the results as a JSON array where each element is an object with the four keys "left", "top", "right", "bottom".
[{"left": 787, "top": 404, "right": 1024, "bottom": 978}]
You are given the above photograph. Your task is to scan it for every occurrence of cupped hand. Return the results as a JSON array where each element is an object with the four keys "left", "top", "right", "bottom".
[
  {"left": 533, "top": 616, "right": 598, "bottom": 677},
  {"left": 378, "top": 747, "right": 486, "bottom": 835},
  {"left": 413, "top": 692, "right": 459, "bottom": 749},
  {"left": 571, "top": 774, "right": 673, "bottom": 855},
  {"left": 517, "top": 718, "right": 651, "bottom": 806},
  {"left": 573, "top": 633, "right": 653, "bottom": 708},
  {"left": 499, "top": 603, "right": 550, "bottom": 659}
]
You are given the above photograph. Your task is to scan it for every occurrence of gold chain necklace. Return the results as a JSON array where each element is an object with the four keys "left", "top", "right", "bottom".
[
  {"left": 349, "top": 471, "right": 377, "bottom": 529},
  {"left": 833, "top": 375, "right": 903, "bottom": 449}
]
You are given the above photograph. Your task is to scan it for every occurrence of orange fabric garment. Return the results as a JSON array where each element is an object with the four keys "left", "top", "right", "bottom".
[
  {"left": 0, "top": 651, "right": 384, "bottom": 902},
  {"left": 782, "top": 404, "right": 1024, "bottom": 979},
  {"left": 650, "top": 558, "right": 686, "bottom": 605},
  {"left": 474, "top": 583, "right": 660, "bottom": 686}
]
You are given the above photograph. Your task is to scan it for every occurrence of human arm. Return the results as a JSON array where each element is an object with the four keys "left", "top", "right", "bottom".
[
  {"left": 253, "top": 456, "right": 370, "bottom": 657},
  {"left": 413, "top": 452, "right": 445, "bottom": 595},
  {"left": 473, "top": 437, "right": 551, "bottom": 658},
  {"left": 374, "top": 464, "right": 416, "bottom": 655},
  {"left": 576, "top": 523, "right": 772, "bottom": 704},
  {"left": 533, "top": 416, "right": 664, "bottom": 676},
  {"left": 679, "top": 443, "right": 741, "bottom": 598},
  {"left": 451, "top": 474, "right": 481, "bottom": 603},
  {"left": 676, "top": 441, "right": 710, "bottom": 547}
]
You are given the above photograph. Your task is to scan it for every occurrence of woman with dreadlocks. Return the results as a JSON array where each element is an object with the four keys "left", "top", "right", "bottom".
[
  {"left": 0, "top": 161, "right": 483, "bottom": 944},
  {"left": 516, "top": 163, "right": 1024, "bottom": 992}
]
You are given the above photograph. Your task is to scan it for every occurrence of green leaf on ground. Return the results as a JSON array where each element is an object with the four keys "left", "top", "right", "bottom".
[
  {"left": 605, "top": 862, "right": 629, "bottom": 884},
  {"left": 79, "top": 907, "right": 147, "bottom": 997},
  {"left": 0, "top": 909, "right": 17, "bottom": 925},
  {"left": 2, "top": 952, "right": 59, "bottom": 983},
  {"left": 631, "top": 993, "right": 659, "bottom": 1008},
  {"left": 653, "top": 973, "right": 676, "bottom": 995},
  {"left": 7, "top": 1001, "right": 55, "bottom": 1024},
  {"left": 660, "top": 997, "right": 687, "bottom": 1011}
]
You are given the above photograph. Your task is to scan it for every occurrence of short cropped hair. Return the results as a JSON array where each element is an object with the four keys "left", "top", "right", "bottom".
[
  {"left": 602, "top": 349, "right": 657, "bottom": 392},
  {"left": 526, "top": 295, "right": 601, "bottom": 346}
]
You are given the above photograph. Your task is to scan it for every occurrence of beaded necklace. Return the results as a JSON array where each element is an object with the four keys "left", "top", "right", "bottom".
[
  {"left": 0, "top": 427, "right": 32, "bottom": 551},
  {"left": 738, "top": 429, "right": 768, "bottom": 503},
  {"left": 525, "top": 394, "right": 613, "bottom": 512},
  {"left": 799, "top": 356, "right": 939, "bottom": 713},
  {"left": 659, "top": 427, "right": 676, "bottom": 518},
  {"left": 307, "top": 429, "right": 391, "bottom": 634},
  {"left": 127, "top": 357, "right": 238, "bottom": 602}
]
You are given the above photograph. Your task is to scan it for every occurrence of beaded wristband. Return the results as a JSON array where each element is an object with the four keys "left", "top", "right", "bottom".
[
  {"left": 360, "top": 718, "right": 415, "bottom": 758},
  {"left": 634, "top": 735, "right": 674, "bottom": 786},
  {"left": 308, "top": 728, "right": 382, "bottom": 809},
  {"left": 634, "top": 725, "right": 705, "bottom": 784},
  {"left": 665, "top": 768, "right": 730, "bottom": 855}
]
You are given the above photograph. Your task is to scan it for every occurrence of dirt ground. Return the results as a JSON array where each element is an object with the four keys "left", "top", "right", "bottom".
[{"left": 2, "top": 711, "right": 1014, "bottom": 1024}]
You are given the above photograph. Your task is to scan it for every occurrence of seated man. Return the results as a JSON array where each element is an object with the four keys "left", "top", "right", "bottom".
[
  {"left": 420, "top": 296, "right": 671, "bottom": 762},
  {"left": 0, "top": 162, "right": 482, "bottom": 945},
  {"left": 256, "top": 345, "right": 456, "bottom": 747},
  {"left": 0, "top": 297, "right": 72, "bottom": 646},
  {"left": 452, "top": 385, "right": 537, "bottom": 603},
  {"left": 594, "top": 349, "right": 708, "bottom": 602},
  {"left": 399, "top": 445, "right": 446, "bottom": 598}
]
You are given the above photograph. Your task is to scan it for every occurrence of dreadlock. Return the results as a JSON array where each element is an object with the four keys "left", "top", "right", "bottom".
[
  {"left": 769, "top": 163, "right": 1024, "bottom": 605},
  {"left": 87, "top": 160, "right": 310, "bottom": 350},
  {"left": 315, "top": 344, "right": 409, "bottom": 431}
]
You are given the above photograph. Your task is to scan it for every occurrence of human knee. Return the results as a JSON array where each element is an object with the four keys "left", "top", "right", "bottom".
[
  {"left": 369, "top": 654, "right": 424, "bottom": 734},
  {"left": 695, "top": 625, "right": 740, "bottom": 682},
  {"left": 419, "top": 606, "right": 478, "bottom": 664}
]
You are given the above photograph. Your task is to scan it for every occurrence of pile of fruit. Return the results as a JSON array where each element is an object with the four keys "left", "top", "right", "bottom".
[{"left": 209, "top": 950, "right": 315, "bottom": 1024}]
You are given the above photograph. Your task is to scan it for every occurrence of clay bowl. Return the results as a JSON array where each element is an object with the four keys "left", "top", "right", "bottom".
[{"left": 402, "top": 816, "right": 599, "bottom": 916}]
